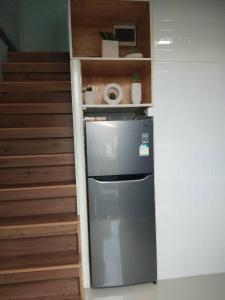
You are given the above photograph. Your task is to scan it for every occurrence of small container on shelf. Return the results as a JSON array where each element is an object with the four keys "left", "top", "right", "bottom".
[
  {"left": 99, "top": 31, "right": 119, "bottom": 58},
  {"left": 131, "top": 73, "right": 142, "bottom": 105},
  {"left": 83, "top": 86, "right": 96, "bottom": 105}
]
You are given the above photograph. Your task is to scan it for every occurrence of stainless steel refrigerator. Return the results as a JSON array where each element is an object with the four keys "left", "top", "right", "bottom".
[{"left": 85, "top": 118, "right": 157, "bottom": 288}]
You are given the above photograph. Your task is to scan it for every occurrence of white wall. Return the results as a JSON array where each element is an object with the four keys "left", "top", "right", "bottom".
[{"left": 153, "top": 0, "right": 225, "bottom": 279}]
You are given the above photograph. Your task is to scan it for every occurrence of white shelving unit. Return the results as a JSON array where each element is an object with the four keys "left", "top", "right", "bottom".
[{"left": 69, "top": 0, "right": 153, "bottom": 288}]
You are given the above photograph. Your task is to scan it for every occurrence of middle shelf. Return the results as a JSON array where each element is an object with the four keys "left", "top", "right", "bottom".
[{"left": 80, "top": 59, "right": 152, "bottom": 106}]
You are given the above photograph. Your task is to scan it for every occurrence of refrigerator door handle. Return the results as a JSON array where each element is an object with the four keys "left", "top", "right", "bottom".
[{"left": 91, "top": 174, "right": 152, "bottom": 183}]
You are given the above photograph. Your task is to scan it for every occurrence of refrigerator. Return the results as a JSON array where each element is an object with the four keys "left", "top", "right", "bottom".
[{"left": 85, "top": 118, "right": 157, "bottom": 288}]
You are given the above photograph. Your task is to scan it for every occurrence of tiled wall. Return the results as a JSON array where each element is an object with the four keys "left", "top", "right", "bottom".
[
  {"left": 153, "top": 0, "right": 225, "bottom": 61},
  {"left": 152, "top": 0, "right": 225, "bottom": 279}
]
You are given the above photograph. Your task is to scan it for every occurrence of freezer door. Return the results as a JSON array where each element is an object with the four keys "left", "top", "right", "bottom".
[
  {"left": 86, "top": 119, "right": 154, "bottom": 177},
  {"left": 88, "top": 175, "right": 157, "bottom": 288}
]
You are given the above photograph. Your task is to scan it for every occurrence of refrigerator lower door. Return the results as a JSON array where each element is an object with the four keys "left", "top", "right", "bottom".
[{"left": 88, "top": 175, "right": 157, "bottom": 288}]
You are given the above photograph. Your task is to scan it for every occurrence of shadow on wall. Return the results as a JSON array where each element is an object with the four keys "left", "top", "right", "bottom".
[
  {"left": 20, "top": 0, "right": 69, "bottom": 52},
  {"left": 0, "top": 0, "right": 69, "bottom": 63},
  {"left": 0, "top": 0, "right": 20, "bottom": 63}
]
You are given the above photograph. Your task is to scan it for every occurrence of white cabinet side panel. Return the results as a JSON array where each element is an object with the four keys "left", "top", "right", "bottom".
[{"left": 70, "top": 59, "right": 91, "bottom": 288}]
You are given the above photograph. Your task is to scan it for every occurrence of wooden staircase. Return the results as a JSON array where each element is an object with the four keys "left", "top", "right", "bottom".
[{"left": 0, "top": 52, "right": 83, "bottom": 300}]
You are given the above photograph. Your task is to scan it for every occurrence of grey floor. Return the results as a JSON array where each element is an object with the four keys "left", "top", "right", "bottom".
[{"left": 85, "top": 273, "right": 225, "bottom": 300}]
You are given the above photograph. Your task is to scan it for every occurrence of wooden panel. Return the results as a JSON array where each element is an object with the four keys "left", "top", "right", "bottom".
[
  {"left": 0, "top": 92, "right": 71, "bottom": 103},
  {"left": 137, "top": 8, "right": 151, "bottom": 61},
  {"left": 0, "top": 183, "right": 76, "bottom": 201},
  {"left": 8, "top": 52, "right": 70, "bottom": 63},
  {"left": 0, "top": 251, "right": 79, "bottom": 272},
  {"left": 0, "top": 165, "right": 75, "bottom": 185},
  {"left": 0, "top": 197, "right": 76, "bottom": 217},
  {"left": 0, "top": 213, "right": 78, "bottom": 226},
  {"left": 0, "top": 236, "right": 78, "bottom": 256},
  {"left": 0, "top": 81, "right": 71, "bottom": 93},
  {"left": 71, "top": 1, "right": 148, "bottom": 27},
  {"left": 0, "top": 214, "right": 78, "bottom": 240},
  {"left": 0, "top": 138, "right": 74, "bottom": 156},
  {"left": 0, "top": 278, "right": 80, "bottom": 299},
  {"left": 21, "top": 296, "right": 81, "bottom": 300},
  {"left": 17, "top": 296, "right": 81, "bottom": 300},
  {"left": 0, "top": 223, "right": 77, "bottom": 240},
  {"left": 0, "top": 154, "right": 74, "bottom": 168},
  {"left": 81, "top": 59, "right": 150, "bottom": 76},
  {"left": 0, "top": 103, "right": 72, "bottom": 114},
  {"left": 0, "top": 267, "right": 79, "bottom": 285},
  {"left": 0, "top": 114, "right": 72, "bottom": 128},
  {"left": 4, "top": 72, "right": 71, "bottom": 81},
  {"left": 0, "top": 127, "right": 73, "bottom": 139},
  {"left": 2, "top": 63, "right": 70, "bottom": 73}
]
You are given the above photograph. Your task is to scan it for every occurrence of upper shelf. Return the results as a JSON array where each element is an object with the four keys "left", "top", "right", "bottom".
[{"left": 70, "top": 0, "right": 151, "bottom": 58}]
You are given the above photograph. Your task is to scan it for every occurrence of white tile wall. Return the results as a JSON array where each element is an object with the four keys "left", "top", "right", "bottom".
[
  {"left": 152, "top": 0, "right": 225, "bottom": 280},
  {"left": 153, "top": 0, "right": 225, "bottom": 61}
]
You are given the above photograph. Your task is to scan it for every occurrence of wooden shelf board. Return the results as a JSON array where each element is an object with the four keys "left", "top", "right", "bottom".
[
  {"left": 0, "top": 251, "right": 80, "bottom": 275},
  {"left": 83, "top": 104, "right": 152, "bottom": 109},
  {"left": 74, "top": 57, "right": 151, "bottom": 61}
]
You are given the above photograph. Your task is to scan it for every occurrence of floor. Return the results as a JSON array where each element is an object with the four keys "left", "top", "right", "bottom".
[{"left": 85, "top": 273, "right": 225, "bottom": 300}]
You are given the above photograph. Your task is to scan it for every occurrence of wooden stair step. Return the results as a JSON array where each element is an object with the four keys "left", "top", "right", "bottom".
[
  {"left": 0, "top": 81, "right": 71, "bottom": 92},
  {"left": 0, "top": 127, "right": 73, "bottom": 139},
  {"left": 0, "top": 138, "right": 74, "bottom": 156},
  {"left": 0, "top": 91, "right": 71, "bottom": 103},
  {"left": 0, "top": 196, "right": 76, "bottom": 218},
  {"left": 0, "top": 266, "right": 80, "bottom": 286},
  {"left": 0, "top": 182, "right": 76, "bottom": 201},
  {"left": 22, "top": 296, "right": 81, "bottom": 300},
  {"left": 8, "top": 52, "right": 70, "bottom": 63},
  {"left": 0, "top": 114, "right": 73, "bottom": 128},
  {"left": 0, "top": 103, "right": 72, "bottom": 114},
  {"left": 2, "top": 62, "right": 71, "bottom": 81},
  {"left": 1, "top": 62, "right": 70, "bottom": 73},
  {"left": 0, "top": 251, "right": 79, "bottom": 274},
  {"left": 3, "top": 73, "right": 71, "bottom": 81},
  {"left": 0, "top": 164, "right": 75, "bottom": 185},
  {"left": 0, "top": 154, "right": 74, "bottom": 168},
  {"left": 0, "top": 295, "right": 81, "bottom": 300},
  {"left": 0, "top": 279, "right": 81, "bottom": 299},
  {"left": 0, "top": 213, "right": 79, "bottom": 239}
]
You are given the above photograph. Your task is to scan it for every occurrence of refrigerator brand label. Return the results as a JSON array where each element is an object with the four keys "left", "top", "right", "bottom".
[
  {"left": 142, "top": 133, "right": 149, "bottom": 144},
  {"left": 139, "top": 144, "right": 150, "bottom": 157}
]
